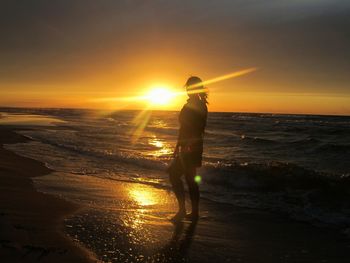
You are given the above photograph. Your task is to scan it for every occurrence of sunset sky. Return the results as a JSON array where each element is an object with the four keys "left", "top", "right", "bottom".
[{"left": 1, "top": 1, "right": 350, "bottom": 115}]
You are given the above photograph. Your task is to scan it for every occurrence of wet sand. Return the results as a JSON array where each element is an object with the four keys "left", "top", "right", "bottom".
[
  {"left": 35, "top": 172, "right": 350, "bottom": 263},
  {"left": 1, "top": 125, "right": 350, "bottom": 262},
  {"left": 0, "top": 127, "right": 96, "bottom": 262}
]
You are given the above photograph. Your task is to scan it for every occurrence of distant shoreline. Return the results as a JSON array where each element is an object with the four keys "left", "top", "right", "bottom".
[{"left": 1, "top": 106, "right": 350, "bottom": 117}]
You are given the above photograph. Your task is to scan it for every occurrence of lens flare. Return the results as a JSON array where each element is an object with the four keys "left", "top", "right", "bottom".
[
  {"left": 90, "top": 67, "right": 257, "bottom": 104},
  {"left": 92, "top": 67, "right": 257, "bottom": 143},
  {"left": 194, "top": 175, "right": 202, "bottom": 184},
  {"left": 190, "top": 68, "right": 257, "bottom": 89}
]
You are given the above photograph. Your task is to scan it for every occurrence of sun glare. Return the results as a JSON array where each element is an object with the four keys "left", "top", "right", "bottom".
[{"left": 146, "top": 87, "right": 175, "bottom": 106}]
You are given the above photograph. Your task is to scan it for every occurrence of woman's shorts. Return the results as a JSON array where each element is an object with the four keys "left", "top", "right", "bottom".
[
  {"left": 180, "top": 150, "right": 203, "bottom": 168},
  {"left": 167, "top": 150, "right": 203, "bottom": 177}
]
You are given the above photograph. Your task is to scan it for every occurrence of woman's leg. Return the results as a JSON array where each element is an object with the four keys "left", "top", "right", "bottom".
[
  {"left": 169, "top": 160, "right": 186, "bottom": 220},
  {"left": 185, "top": 166, "right": 199, "bottom": 219}
]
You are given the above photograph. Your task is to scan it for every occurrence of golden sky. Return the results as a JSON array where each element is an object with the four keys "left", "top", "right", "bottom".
[{"left": 1, "top": 1, "right": 350, "bottom": 115}]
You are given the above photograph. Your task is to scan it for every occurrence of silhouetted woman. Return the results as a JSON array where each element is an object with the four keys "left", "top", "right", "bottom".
[{"left": 168, "top": 76, "right": 208, "bottom": 222}]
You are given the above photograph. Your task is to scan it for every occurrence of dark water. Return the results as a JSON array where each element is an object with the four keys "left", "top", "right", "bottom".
[{"left": 2, "top": 108, "right": 350, "bottom": 229}]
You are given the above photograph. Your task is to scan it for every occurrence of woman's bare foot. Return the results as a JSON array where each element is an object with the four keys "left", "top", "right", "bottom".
[{"left": 185, "top": 212, "right": 199, "bottom": 221}]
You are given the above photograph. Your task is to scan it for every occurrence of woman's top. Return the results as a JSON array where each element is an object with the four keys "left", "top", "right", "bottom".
[{"left": 178, "top": 97, "right": 208, "bottom": 153}]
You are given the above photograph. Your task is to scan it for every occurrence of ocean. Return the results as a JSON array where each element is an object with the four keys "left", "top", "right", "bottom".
[{"left": 1, "top": 108, "right": 350, "bottom": 229}]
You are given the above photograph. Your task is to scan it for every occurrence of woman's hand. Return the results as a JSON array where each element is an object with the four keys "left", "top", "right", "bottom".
[{"left": 173, "top": 144, "right": 179, "bottom": 158}]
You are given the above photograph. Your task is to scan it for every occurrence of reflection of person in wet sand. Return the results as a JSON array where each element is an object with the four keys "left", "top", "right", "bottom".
[
  {"left": 158, "top": 221, "right": 198, "bottom": 262},
  {"left": 168, "top": 76, "right": 208, "bottom": 222}
]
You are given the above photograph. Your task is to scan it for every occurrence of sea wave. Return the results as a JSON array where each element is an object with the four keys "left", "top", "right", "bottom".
[
  {"left": 288, "top": 137, "right": 322, "bottom": 146},
  {"left": 13, "top": 130, "right": 169, "bottom": 172},
  {"left": 240, "top": 135, "right": 279, "bottom": 146},
  {"left": 200, "top": 161, "right": 350, "bottom": 227},
  {"left": 315, "top": 143, "right": 350, "bottom": 154}
]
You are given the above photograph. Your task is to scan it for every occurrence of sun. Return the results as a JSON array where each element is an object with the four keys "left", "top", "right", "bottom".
[{"left": 146, "top": 86, "right": 175, "bottom": 105}]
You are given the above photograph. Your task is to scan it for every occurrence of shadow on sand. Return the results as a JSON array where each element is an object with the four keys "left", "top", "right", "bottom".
[{"left": 158, "top": 220, "right": 198, "bottom": 262}]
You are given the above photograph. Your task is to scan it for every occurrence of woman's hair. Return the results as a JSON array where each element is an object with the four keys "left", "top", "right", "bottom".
[{"left": 185, "top": 76, "right": 208, "bottom": 104}]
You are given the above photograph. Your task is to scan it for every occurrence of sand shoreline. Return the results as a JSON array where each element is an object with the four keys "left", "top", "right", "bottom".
[{"left": 0, "top": 127, "right": 96, "bottom": 262}]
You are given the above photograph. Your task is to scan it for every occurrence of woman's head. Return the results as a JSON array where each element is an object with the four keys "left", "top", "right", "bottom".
[{"left": 184, "top": 76, "right": 208, "bottom": 104}]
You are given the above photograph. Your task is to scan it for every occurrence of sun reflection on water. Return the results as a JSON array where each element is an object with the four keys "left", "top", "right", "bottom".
[
  {"left": 128, "top": 185, "right": 158, "bottom": 207},
  {"left": 149, "top": 137, "right": 172, "bottom": 157},
  {"left": 151, "top": 139, "right": 163, "bottom": 148},
  {"left": 126, "top": 185, "right": 161, "bottom": 230}
]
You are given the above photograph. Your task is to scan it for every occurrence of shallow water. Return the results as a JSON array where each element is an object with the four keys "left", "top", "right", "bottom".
[{"left": 0, "top": 112, "right": 64, "bottom": 126}]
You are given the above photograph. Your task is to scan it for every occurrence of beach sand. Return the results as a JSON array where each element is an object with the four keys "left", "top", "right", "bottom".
[
  {"left": 1, "top": 126, "right": 350, "bottom": 262},
  {"left": 0, "top": 127, "right": 96, "bottom": 262}
]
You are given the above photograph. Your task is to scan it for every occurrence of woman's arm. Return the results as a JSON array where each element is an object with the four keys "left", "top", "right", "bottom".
[
  {"left": 173, "top": 142, "right": 179, "bottom": 157},
  {"left": 174, "top": 104, "right": 186, "bottom": 157},
  {"left": 173, "top": 130, "right": 181, "bottom": 157}
]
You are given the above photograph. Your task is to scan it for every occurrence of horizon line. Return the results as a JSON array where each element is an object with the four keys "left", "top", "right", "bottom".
[{"left": 0, "top": 106, "right": 349, "bottom": 118}]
